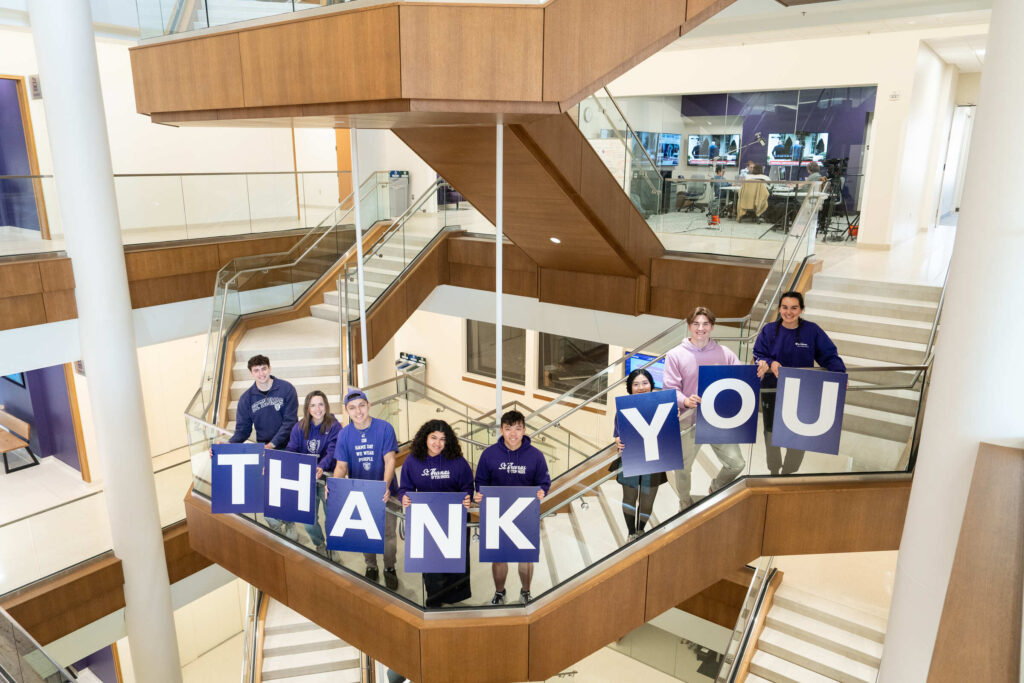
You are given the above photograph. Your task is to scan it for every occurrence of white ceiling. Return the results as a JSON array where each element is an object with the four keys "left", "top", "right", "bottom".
[{"left": 672, "top": 0, "right": 991, "bottom": 69}]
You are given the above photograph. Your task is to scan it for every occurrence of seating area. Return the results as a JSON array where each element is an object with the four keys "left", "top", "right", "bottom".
[{"left": 0, "top": 406, "right": 38, "bottom": 474}]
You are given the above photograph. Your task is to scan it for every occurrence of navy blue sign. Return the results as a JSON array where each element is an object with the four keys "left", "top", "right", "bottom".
[
  {"left": 478, "top": 486, "right": 541, "bottom": 563},
  {"left": 615, "top": 389, "right": 684, "bottom": 477},
  {"left": 404, "top": 492, "right": 467, "bottom": 573},
  {"left": 211, "top": 443, "right": 264, "bottom": 513},
  {"left": 772, "top": 367, "right": 848, "bottom": 455},
  {"left": 263, "top": 450, "right": 318, "bottom": 524},
  {"left": 696, "top": 365, "right": 760, "bottom": 445},
  {"left": 325, "top": 478, "right": 385, "bottom": 554}
]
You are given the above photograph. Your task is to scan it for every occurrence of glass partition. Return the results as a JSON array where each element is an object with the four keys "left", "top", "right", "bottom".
[{"left": 0, "top": 607, "right": 73, "bottom": 682}]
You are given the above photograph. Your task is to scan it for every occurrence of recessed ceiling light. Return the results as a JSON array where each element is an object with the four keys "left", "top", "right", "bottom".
[
  {"left": 550, "top": 237, "right": 561, "bottom": 244},
  {"left": 976, "top": 49, "right": 986, "bottom": 56}
]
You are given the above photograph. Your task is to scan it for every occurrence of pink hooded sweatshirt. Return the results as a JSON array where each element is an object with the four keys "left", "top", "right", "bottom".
[{"left": 663, "top": 338, "right": 741, "bottom": 425}]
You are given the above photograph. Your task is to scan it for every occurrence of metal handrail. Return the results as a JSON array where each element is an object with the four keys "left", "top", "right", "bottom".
[
  {"left": 0, "top": 171, "right": 350, "bottom": 179},
  {"left": 584, "top": 91, "right": 661, "bottom": 197},
  {"left": 716, "top": 558, "right": 776, "bottom": 683},
  {"left": 602, "top": 87, "right": 661, "bottom": 175}
]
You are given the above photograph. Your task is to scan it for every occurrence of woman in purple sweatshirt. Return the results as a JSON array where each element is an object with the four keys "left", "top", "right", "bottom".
[
  {"left": 399, "top": 419, "right": 473, "bottom": 608},
  {"left": 285, "top": 390, "right": 340, "bottom": 556},
  {"left": 753, "top": 291, "right": 845, "bottom": 475}
]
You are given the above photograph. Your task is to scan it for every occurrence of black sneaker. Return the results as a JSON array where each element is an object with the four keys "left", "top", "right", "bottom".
[
  {"left": 520, "top": 589, "right": 532, "bottom": 604},
  {"left": 365, "top": 566, "right": 380, "bottom": 582},
  {"left": 384, "top": 567, "right": 399, "bottom": 590},
  {"left": 490, "top": 589, "right": 507, "bottom": 605}
]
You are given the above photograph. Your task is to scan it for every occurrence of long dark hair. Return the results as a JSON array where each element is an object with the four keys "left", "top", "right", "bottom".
[
  {"left": 410, "top": 419, "right": 463, "bottom": 461},
  {"left": 300, "top": 390, "right": 336, "bottom": 438},
  {"left": 625, "top": 368, "right": 655, "bottom": 394}
]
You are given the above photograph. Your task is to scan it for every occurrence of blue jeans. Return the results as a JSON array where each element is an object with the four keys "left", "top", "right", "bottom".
[{"left": 304, "top": 479, "right": 327, "bottom": 548}]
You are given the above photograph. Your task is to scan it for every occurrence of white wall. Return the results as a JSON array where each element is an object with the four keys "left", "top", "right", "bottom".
[
  {"left": 609, "top": 24, "right": 988, "bottom": 247},
  {"left": 954, "top": 71, "right": 982, "bottom": 104},
  {"left": 355, "top": 129, "right": 438, "bottom": 213}
]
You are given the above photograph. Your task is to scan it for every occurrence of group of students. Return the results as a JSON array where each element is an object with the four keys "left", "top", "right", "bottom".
[
  {"left": 228, "top": 357, "right": 550, "bottom": 608},
  {"left": 610, "top": 292, "right": 845, "bottom": 540},
  {"left": 227, "top": 290, "right": 843, "bottom": 606}
]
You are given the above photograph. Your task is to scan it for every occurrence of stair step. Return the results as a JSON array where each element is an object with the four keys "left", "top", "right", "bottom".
[
  {"left": 843, "top": 356, "right": 924, "bottom": 387},
  {"left": 758, "top": 627, "right": 877, "bottom": 683},
  {"left": 844, "top": 387, "right": 920, "bottom": 417},
  {"left": 310, "top": 302, "right": 341, "bottom": 322},
  {"left": 232, "top": 357, "right": 339, "bottom": 381},
  {"left": 804, "top": 289, "right": 937, "bottom": 322},
  {"left": 812, "top": 274, "right": 941, "bottom": 303},
  {"left": 744, "top": 674, "right": 773, "bottom": 683},
  {"left": 767, "top": 606, "right": 883, "bottom": 667},
  {"left": 262, "top": 657, "right": 360, "bottom": 681},
  {"left": 569, "top": 496, "right": 618, "bottom": 561},
  {"left": 841, "top": 403, "right": 915, "bottom": 442},
  {"left": 808, "top": 311, "right": 931, "bottom": 344},
  {"left": 263, "top": 638, "right": 348, "bottom": 658},
  {"left": 773, "top": 585, "right": 887, "bottom": 643},
  {"left": 749, "top": 650, "right": 835, "bottom": 683},
  {"left": 235, "top": 345, "right": 339, "bottom": 362},
  {"left": 263, "top": 621, "right": 323, "bottom": 636},
  {"left": 542, "top": 513, "right": 586, "bottom": 582},
  {"left": 831, "top": 331, "right": 927, "bottom": 365}
]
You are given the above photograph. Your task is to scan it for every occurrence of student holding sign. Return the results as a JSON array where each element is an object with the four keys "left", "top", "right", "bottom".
[
  {"left": 664, "top": 307, "right": 745, "bottom": 508},
  {"left": 285, "top": 391, "right": 340, "bottom": 556},
  {"left": 474, "top": 410, "right": 551, "bottom": 604},
  {"left": 333, "top": 388, "right": 401, "bottom": 590},
  {"left": 399, "top": 419, "right": 474, "bottom": 607},
  {"left": 611, "top": 368, "right": 667, "bottom": 541},
  {"left": 753, "top": 291, "right": 845, "bottom": 475}
]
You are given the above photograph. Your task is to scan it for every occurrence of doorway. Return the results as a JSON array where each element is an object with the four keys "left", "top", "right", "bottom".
[
  {"left": 935, "top": 105, "right": 976, "bottom": 227},
  {"left": 0, "top": 75, "right": 48, "bottom": 238}
]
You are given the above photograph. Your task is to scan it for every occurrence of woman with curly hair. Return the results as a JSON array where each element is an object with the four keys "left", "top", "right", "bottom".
[{"left": 398, "top": 419, "right": 474, "bottom": 607}]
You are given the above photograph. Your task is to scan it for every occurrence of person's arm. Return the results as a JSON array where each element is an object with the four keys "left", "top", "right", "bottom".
[
  {"left": 534, "top": 452, "right": 551, "bottom": 499},
  {"left": 813, "top": 326, "right": 846, "bottom": 373},
  {"left": 382, "top": 451, "right": 396, "bottom": 502},
  {"left": 662, "top": 351, "right": 688, "bottom": 410},
  {"left": 723, "top": 345, "right": 742, "bottom": 366},
  {"left": 269, "top": 386, "right": 298, "bottom": 448},
  {"left": 332, "top": 436, "right": 349, "bottom": 478},
  {"left": 318, "top": 422, "right": 340, "bottom": 475},
  {"left": 285, "top": 424, "right": 301, "bottom": 453},
  {"left": 752, "top": 325, "right": 776, "bottom": 379},
  {"left": 397, "top": 464, "right": 412, "bottom": 507},
  {"left": 473, "top": 454, "right": 490, "bottom": 503},
  {"left": 229, "top": 393, "right": 253, "bottom": 444}
]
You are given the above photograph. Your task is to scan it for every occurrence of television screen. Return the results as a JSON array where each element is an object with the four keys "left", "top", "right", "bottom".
[
  {"left": 767, "top": 132, "right": 829, "bottom": 166},
  {"left": 633, "top": 131, "right": 659, "bottom": 160},
  {"left": 687, "top": 134, "right": 740, "bottom": 166},
  {"left": 656, "top": 133, "right": 681, "bottom": 166},
  {"left": 624, "top": 353, "right": 665, "bottom": 389}
]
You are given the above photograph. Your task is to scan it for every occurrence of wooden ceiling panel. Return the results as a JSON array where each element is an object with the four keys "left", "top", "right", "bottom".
[{"left": 131, "top": 33, "right": 246, "bottom": 114}]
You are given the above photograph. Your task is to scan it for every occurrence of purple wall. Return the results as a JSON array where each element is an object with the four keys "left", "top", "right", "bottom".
[
  {"left": 0, "top": 365, "right": 80, "bottom": 472},
  {"left": 73, "top": 645, "right": 119, "bottom": 683},
  {"left": 0, "top": 78, "right": 40, "bottom": 232}
]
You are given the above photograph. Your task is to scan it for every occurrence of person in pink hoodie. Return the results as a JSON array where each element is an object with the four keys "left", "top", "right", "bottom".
[{"left": 663, "top": 306, "right": 745, "bottom": 509}]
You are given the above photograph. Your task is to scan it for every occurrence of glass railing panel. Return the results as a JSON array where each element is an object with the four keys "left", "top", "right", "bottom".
[
  {"left": 179, "top": 173, "right": 252, "bottom": 239},
  {"left": 0, "top": 175, "right": 60, "bottom": 254},
  {"left": 715, "top": 557, "right": 775, "bottom": 682},
  {"left": 0, "top": 607, "right": 74, "bottom": 682}
]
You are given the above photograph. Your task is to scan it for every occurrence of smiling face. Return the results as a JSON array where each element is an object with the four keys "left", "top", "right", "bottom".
[
  {"left": 426, "top": 431, "right": 446, "bottom": 457},
  {"left": 307, "top": 395, "right": 326, "bottom": 424},
  {"left": 688, "top": 314, "right": 714, "bottom": 345},
  {"left": 249, "top": 364, "right": 271, "bottom": 387},
  {"left": 345, "top": 398, "right": 370, "bottom": 429},
  {"left": 630, "top": 373, "right": 652, "bottom": 394},
  {"left": 778, "top": 296, "right": 803, "bottom": 327},
  {"left": 501, "top": 421, "right": 525, "bottom": 451}
]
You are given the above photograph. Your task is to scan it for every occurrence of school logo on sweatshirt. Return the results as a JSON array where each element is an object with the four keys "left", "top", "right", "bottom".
[
  {"left": 307, "top": 439, "right": 321, "bottom": 454},
  {"left": 422, "top": 467, "right": 452, "bottom": 480},
  {"left": 498, "top": 461, "right": 526, "bottom": 475},
  {"left": 251, "top": 396, "right": 284, "bottom": 413}
]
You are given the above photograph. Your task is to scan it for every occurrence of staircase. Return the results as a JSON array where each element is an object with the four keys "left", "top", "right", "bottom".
[
  {"left": 804, "top": 274, "right": 941, "bottom": 445},
  {"left": 748, "top": 584, "right": 887, "bottom": 683},
  {"left": 261, "top": 599, "right": 362, "bottom": 682}
]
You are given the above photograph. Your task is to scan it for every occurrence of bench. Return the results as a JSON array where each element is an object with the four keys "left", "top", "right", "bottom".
[{"left": 0, "top": 405, "right": 39, "bottom": 474}]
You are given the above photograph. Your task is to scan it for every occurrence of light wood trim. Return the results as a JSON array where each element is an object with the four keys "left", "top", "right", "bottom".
[
  {"left": 734, "top": 569, "right": 782, "bottom": 683},
  {"left": 290, "top": 127, "right": 300, "bottom": 222},
  {"left": 929, "top": 443, "right": 1024, "bottom": 683},
  {"left": 253, "top": 592, "right": 270, "bottom": 683},
  {"left": 0, "top": 407, "right": 31, "bottom": 441},
  {"left": 531, "top": 392, "right": 606, "bottom": 416},
  {"left": 111, "top": 642, "right": 125, "bottom": 683},
  {"left": 793, "top": 256, "right": 823, "bottom": 294},
  {"left": 0, "top": 76, "right": 49, "bottom": 239},
  {"left": 462, "top": 375, "right": 525, "bottom": 396},
  {"left": 63, "top": 362, "right": 91, "bottom": 483},
  {"left": 336, "top": 129, "right": 352, "bottom": 200}
]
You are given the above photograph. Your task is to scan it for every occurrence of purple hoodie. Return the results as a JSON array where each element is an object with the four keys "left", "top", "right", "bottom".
[
  {"left": 663, "top": 338, "right": 740, "bottom": 425},
  {"left": 474, "top": 435, "right": 551, "bottom": 494},
  {"left": 397, "top": 455, "right": 474, "bottom": 499}
]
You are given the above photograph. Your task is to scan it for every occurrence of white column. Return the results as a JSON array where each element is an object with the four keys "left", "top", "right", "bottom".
[
  {"left": 350, "top": 128, "right": 370, "bottom": 386},
  {"left": 879, "top": 0, "right": 1024, "bottom": 679},
  {"left": 27, "top": 3, "right": 182, "bottom": 682},
  {"left": 495, "top": 125, "right": 503, "bottom": 419}
]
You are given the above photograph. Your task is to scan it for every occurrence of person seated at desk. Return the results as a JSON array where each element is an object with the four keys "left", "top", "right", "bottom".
[
  {"left": 738, "top": 160, "right": 756, "bottom": 179},
  {"left": 805, "top": 161, "right": 824, "bottom": 186},
  {"left": 745, "top": 164, "right": 771, "bottom": 182},
  {"left": 709, "top": 165, "right": 728, "bottom": 214}
]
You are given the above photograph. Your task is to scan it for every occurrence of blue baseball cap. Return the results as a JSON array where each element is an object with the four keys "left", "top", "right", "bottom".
[{"left": 344, "top": 388, "right": 368, "bottom": 405}]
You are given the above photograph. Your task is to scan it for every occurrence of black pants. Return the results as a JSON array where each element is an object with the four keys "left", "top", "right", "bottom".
[
  {"left": 621, "top": 484, "right": 658, "bottom": 534},
  {"left": 761, "top": 393, "right": 806, "bottom": 475}
]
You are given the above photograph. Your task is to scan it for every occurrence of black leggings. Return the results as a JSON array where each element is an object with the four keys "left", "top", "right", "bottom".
[{"left": 621, "top": 484, "right": 658, "bottom": 534}]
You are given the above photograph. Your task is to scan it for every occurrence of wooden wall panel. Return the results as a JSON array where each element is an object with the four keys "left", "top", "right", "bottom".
[
  {"left": 130, "top": 34, "right": 246, "bottom": 114},
  {"left": 761, "top": 482, "right": 911, "bottom": 556},
  {"left": 125, "top": 244, "right": 221, "bottom": 280},
  {"left": 676, "top": 567, "right": 754, "bottom": 629},
  {"left": 538, "top": 269, "right": 639, "bottom": 316},
  {"left": 930, "top": 444, "right": 1024, "bottom": 683},
  {"left": 645, "top": 494, "right": 767, "bottom": 618},
  {"left": 421, "top": 619, "right": 529, "bottom": 683},
  {"left": 216, "top": 235, "right": 303, "bottom": 261},
  {"left": 0, "top": 293, "right": 47, "bottom": 331},
  {"left": 686, "top": 0, "right": 735, "bottom": 24},
  {"left": 128, "top": 271, "right": 219, "bottom": 309},
  {"left": 518, "top": 115, "right": 584, "bottom": 193},
  {"left": 543, "top": 0, "right": 686, "bottom": 104},
  {"left": 163, "top": 521, "right": 214, "bottom": 584},
  {"left": 448, "top": 263, "right": 538, "bottom": 298},
  {"left": 36, "top": 258, "right": 73, "bottom": 291},
  {"left": 649, "top": 289, "right": 755, "bottom": 320},
  {"left": 0, "top": 261, "right": 42, "bottom": 297},
  {"left": 651, "top": 256, "right": 769, "bottom": 294},
  {"left": 528, "top": 553, "right": 649, "bottom": 680},
  {"left": 399, "top": 5, "right": 543, "bottom": 102},
  {"left": 238, "top": 7, "right": 402, "bottom": 107}
]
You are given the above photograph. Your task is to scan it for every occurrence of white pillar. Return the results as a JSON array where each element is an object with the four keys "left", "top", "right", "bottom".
[
  {"left": 349, "top": 128, "right": 370, "bottom": 387},
  {"left": 879, "top": 0, "right": 1024, "bottom": 679},
  {"left": 495, "top": 125, "right": 503, "bottom": 420},
  {"left": 27, "top": 3, "right": 182, "bottom": 682}
]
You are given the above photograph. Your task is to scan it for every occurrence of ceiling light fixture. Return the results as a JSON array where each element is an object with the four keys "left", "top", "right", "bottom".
[{"left": 550, "top": 237, "right": 561, "bottom": 244}]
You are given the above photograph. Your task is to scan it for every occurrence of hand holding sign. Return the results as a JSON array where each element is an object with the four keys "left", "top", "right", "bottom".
[
  {"left": 326, "top": 478, "right": 386, "bottom": 554},
  {"left": 695, "top": 365, "right": 760, "bottom": 445},
  {"left": 771, "top": 367, "right": 847, "bottom": 455},
  {"left": 211, "top": 443, "right": 264, "bottom": 513},
  {"left": 615, "top": 389, "right": 684, "bottom": 477}
]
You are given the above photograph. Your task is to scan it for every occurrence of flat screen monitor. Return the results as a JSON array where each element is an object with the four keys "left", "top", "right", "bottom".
[
  {"left": 687, "top": 134, "right": 740, "bottom": 166},
  {"left": 624, "top": 353, "right": 666, "bottom": 389},
  {"left": 767, "top": 132, "right": 829, "bottom": 166},
  {"left": 656, "top": 133, "right": 681, "bottom": 166}
]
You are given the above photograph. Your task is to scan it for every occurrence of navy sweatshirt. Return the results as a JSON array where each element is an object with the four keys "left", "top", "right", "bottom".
[
  {"left": 285, "top": 416, "right": 341, "bottom": 475},
  {"left": 229, "top": 376, "right": 298, "bottom": 448},
  {"left": 475, "top": 436, "right": 551, "bottom": 494},
  {"left": 752, "top": 319, "right": 846, "bottom": 389},
  {"left": 398, "top": 455, "right": 474, "bottom": 499}
]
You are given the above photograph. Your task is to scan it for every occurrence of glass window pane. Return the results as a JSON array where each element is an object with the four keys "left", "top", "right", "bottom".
[
  {"left": 538, "top": 333, "right": 608, "bottom": 403},
  {"left": 466, "top": 321, "right": 526, "bottom": 385}
]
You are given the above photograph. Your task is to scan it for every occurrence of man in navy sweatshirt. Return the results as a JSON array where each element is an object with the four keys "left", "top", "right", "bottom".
[
  {"left": 230, "top": 354, "right": 299, "bottom": 538},
  {"left": 474, "top": 410, "right": 551, "bottom": 604}
]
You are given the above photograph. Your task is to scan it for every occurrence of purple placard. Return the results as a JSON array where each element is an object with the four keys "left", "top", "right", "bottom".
[
  {"left": 404, "top": 491, "right": 467, "bottom": 573},
  {"left": 263, "top": 449, "right": 317, "bottom": 524},
  {"left": 478, "top": 486, "right": 540, "bottom": 563},
  {"left": 771, "top": 367, "right": 848, "bottom": 455},
  {"left": 325, "top": 478, "right": 386, "bottom": 553},
  {"left": 615, "top": 389, "right": 684, "bottom": 477},
  {"left": 211, "top": 443, "right": 264, "bottom": 513},
  {"left": 696, "top": 365, "right": 760, "bottom": 445}
]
